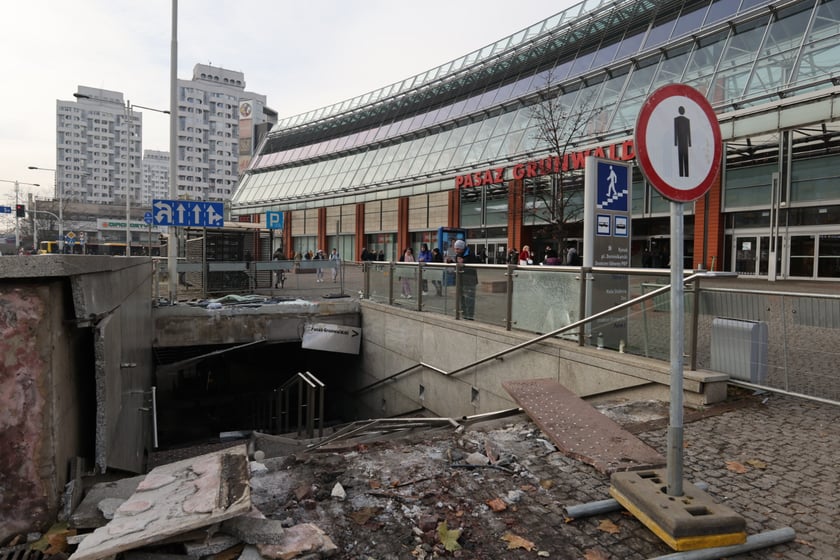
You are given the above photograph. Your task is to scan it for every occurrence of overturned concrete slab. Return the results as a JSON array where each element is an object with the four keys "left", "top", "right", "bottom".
[
  {"left": 502, "top": 378, "right": 665, "bottom": 473},
  {"left": 69, "top": 445, "right": 251, "bottom": 560}
]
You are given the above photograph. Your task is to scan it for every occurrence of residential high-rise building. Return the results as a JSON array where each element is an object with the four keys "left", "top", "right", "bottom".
[
  {"left": 177, "top": 64, "right": 272, "bottom": 201},
  {"left": 58, "top": 86, "right": 142, "bottom": 206},
  {"left": 55, "top": 65, "right": 273, "bottom": 211},
  {"left": 141, "top": 150, "right": 169, "bottom": 204}
]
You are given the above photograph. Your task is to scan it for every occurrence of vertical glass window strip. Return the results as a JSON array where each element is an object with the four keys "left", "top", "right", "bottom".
[
  {"left": 644, "top": 13, "right": 679, "bottom": 50},
  {"left": 790, "top": 153, "right": 840, "bottom": 203},
  {"left": 618, "top": 29, "right": 646, "bottom": 57},
  {"left": 714, "top": 16, "right": 773, "bottom": 103},
  {"left": 612, "top": 56, "right": 661, "bottom": 131},
  {"left": 485, "top": 184, "right": 509, "bottom": 226},
  {"left": 793, "top": 0, "right": 840, "bottom": 89},
  {"left": 683, "top": 31, "right": 729, "bottom": 100},
  {"left": 671, "top": 2, "right": 711, "bottom": 39},
  {"left": 743, "top": 2, "right": 813, "bottom": 100},
  {"left": 723, "top": 163, "right": 775, "bottom": 209},
  {"left": 705, "top": 0, "right": 741, "bottom": 27},
  {"left": 591, "top": 68, "right": 629, "bottom": 134},
  {"left": 460, "top": 185, "right": 484, "bottom": 227},
  {"left": 651, "top": 44, "right": 693, "bottom": 89}
]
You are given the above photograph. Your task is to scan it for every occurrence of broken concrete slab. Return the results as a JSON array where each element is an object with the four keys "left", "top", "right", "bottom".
[
  {"left": 220, "top": 508, "right": 286, "bottom": 545},
  {"left": 70, "top": 475, "right": 145, "bottom": 530},
  {"left": 254, "top": 523, "right": 337, "bottom": 559},
  {"left": 503, "top": 378, "right": 665, "bottom": 473},
  {"left": 68, "top": 445, "right": 251, "bottom": 560}
]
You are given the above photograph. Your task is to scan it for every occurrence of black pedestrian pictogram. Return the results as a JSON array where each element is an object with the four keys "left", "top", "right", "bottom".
[{"left": 674, "top": 106, "right": 691, "bottom": 177}]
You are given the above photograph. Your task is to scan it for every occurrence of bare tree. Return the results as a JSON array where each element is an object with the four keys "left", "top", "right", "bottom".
[{"left": 526, "top": 74, "right": 599, "bottom": 260}]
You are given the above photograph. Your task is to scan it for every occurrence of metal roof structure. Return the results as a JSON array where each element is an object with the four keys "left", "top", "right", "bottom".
[{"left": 232, "top": 0, "right": 840, "bottom": 212}]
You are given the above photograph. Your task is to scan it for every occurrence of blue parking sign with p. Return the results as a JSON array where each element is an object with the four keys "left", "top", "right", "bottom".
[{"left": 266, "top": 211, "right": 284, "bottom": 230}]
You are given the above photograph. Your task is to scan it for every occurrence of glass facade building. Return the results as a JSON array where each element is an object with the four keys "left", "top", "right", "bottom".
[{"left": 231, "top": 0, "right": 840, "bottom": 280}]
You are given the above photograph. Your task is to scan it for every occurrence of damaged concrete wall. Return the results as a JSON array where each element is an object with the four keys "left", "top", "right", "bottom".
[
  {"left": 351, "top": 301, "right": 728, "bottom": 421},
  {"left": 0, "top": 256, "right": 154, "bottom": 544},
  {"left": 0, "top": 282, "right": 68, "bottom": 544}
]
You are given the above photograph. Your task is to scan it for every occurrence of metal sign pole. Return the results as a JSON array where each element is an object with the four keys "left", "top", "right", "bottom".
[{"left": 667, "top": 201, "right": 685, "bottom": 497}]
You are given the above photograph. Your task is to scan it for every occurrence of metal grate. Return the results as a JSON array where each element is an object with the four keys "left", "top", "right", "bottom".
[{"left": 0, "top": 545, "right": 45, "bottom": 560}]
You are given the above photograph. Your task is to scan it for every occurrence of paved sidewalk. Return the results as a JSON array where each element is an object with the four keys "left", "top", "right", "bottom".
[{"left": 632, "top": 390, "right": 840, "bottom": 559}]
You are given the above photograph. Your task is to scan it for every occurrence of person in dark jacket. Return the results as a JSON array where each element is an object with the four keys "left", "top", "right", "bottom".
[{"left": 453, "top": 239, "right": 479, "bottom": 320}]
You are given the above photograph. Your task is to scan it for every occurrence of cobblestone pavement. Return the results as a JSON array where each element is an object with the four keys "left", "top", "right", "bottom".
[
  {"left": 634, "top": 391, "right": 840, "bottom": 559},
  {"left": 147, "top": 389, "right": 838, "bottom": 559}
]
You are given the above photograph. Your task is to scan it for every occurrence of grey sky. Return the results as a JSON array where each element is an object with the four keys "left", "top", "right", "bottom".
[{"left": 0, "top": 0, "right": 572, "bottom": 207}]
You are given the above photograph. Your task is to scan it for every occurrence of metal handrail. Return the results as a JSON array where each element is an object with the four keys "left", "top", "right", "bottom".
[
  {"left": 278, "top": 370, "right": 325, "bottom": 438},
  {"left": 353, "top": 270, "right": 736, "bottom": 395}
]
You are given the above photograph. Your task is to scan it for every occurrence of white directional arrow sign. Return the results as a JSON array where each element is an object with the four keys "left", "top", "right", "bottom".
[{"left": 152, "top": 199, "right": 226, "bottom": 227}]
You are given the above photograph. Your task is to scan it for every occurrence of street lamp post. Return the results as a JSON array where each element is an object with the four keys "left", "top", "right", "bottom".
[
  {"left": 1, "top": 179, "right": 40, "bottom": 251},
  {"left": 73, "top": 93, "right": 169, "bottom": 257},
  {"left": 27, "top": 166, "right": 59, "bottom": 250}
]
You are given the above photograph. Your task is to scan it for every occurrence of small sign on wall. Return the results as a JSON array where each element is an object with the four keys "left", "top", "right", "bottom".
[{"left": 302, "top": 322, "right": 361, "bottom": 355}]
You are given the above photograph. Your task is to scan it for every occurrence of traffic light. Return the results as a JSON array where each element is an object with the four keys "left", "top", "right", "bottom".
[{"left": 15, "top": 204, "right": 25, "bottom": 217}]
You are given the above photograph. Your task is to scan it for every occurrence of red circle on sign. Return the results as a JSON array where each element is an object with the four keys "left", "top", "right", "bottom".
[{"left": 635, "top": 84, "right": 722, "bottom": 202}]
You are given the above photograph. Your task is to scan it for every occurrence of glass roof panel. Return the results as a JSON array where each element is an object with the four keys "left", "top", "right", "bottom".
[
  {"left": 672, "top": 2, "right": 711, "bottom": 39},
  {"left": 720, "top": 15, "right": 770, "bottom": 66},
  {"left": 704, "top": 0, "right": 741, "bottom": 26},
  {"left": 644, "top": 14, "right": 678, "bottom": 50},
  {"left": 794, "top": 0, "right": 840, "bottom": 88},
  {"left": 743, "top": 2, "right": 813, "bottom": 98}
]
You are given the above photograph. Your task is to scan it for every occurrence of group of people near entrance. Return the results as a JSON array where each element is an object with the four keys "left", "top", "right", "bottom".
[
  {"left": 510, "top": 244, "right": 580, "bottom": 266},
  {"left": 395, "top": 240, "right": 478, "bottom": 319}
]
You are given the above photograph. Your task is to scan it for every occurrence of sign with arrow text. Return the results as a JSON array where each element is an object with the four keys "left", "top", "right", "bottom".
[
  {"left": 301, "top": 322, "right": 362, "bottom": 355},
  {"left": 152, "top": 199, "right": 225, "bottom": 227}
]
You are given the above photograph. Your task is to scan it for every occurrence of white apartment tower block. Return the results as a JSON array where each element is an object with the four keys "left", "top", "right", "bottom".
[
  {"left": 57, "top": 86, "right": 142, "bottom": 205},
  {"left": 56, "top": 65, "right": 270, "bottom": 208},
  {"left": 142, "top": 150, "right": 169, "bottom": 204},
  {"left": 178, "top": 64, "right": 268, "bottom": 201}
]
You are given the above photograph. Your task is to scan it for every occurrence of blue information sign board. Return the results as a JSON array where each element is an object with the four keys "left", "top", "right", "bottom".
[
  {"left": 0, "top": 206, "right": 11, "bottom": 214},
  {"left": 266, "top": 211, "right": 284, "bottom": 230},
  {"left": 152, "top": 199, "right": 225, "bottom": 227}
]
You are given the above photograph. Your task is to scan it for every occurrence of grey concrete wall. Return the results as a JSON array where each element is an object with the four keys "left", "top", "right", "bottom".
[
  {"left": 0, "top": 255, "right": 153, "bottom": 543},
  {"left": 348, "top": 301, "right": 728, "bottom": 421}
]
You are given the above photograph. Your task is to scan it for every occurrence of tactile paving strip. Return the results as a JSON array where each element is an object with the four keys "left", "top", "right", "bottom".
[{"left": 503, "top": 378, "right": 665, "bottom": 473}]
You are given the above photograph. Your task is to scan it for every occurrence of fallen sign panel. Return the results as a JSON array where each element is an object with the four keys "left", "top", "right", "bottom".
[
  {"left": 502, "top": 378, "right": 665, "bottom": 473},
  {"left": 68, "top": 445, "right": 251, "bottom": 560}
]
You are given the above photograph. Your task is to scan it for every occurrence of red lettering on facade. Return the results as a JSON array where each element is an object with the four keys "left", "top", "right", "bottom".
[
  {"left": 453, "top": 141, "right": 637, "bottom": 187},
  {"left": 570, "top": 150, "right": 588, "bottom": 169}
]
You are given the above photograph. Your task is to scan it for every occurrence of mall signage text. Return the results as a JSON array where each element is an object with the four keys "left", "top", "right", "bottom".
[{"left": 454, "top": 139, "right": 636, "bottom": 188}]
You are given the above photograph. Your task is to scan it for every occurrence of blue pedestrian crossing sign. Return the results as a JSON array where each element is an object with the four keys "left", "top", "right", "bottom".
[
  {"left": 152, "top": 199, "right": 225, "bottom": 227},
  {"left": 596, "top": 161, "right": 629, "bottom": 211}
]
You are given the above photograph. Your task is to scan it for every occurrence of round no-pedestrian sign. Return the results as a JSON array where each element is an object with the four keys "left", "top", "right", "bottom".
[{"left": 634, "top": 84, "right": 722, "bottom": 202}]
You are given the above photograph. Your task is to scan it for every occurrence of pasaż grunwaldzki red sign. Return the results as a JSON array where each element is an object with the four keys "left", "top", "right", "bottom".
[{"left": 454, "top": 139, "right": 636, "bottom": 188}]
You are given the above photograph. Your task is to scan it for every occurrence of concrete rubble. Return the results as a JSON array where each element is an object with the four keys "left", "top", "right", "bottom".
[
  {"left": 5, "top": 391, "right": 832, "bottom": 559},
  {"left": 62, "top": 444, "right": 338, "bottom": 560}
]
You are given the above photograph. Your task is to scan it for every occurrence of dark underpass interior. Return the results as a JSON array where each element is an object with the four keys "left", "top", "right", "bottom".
[{"left": 153, "top": 342, "right": 361, "bottom": 448}]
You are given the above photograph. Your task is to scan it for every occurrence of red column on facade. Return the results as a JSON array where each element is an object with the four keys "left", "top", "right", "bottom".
[
  {"left": 397, "top": 197, "right": 410, "bottom": 252},
  {"left": 508, "top": 179, "right": 526, "bottom": 253},
  {"left": 693, "top": 174, "right": 724, "bottom": 271},
  {"left": 355, "top": 203, "right": 366, "bottom": 259}
]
